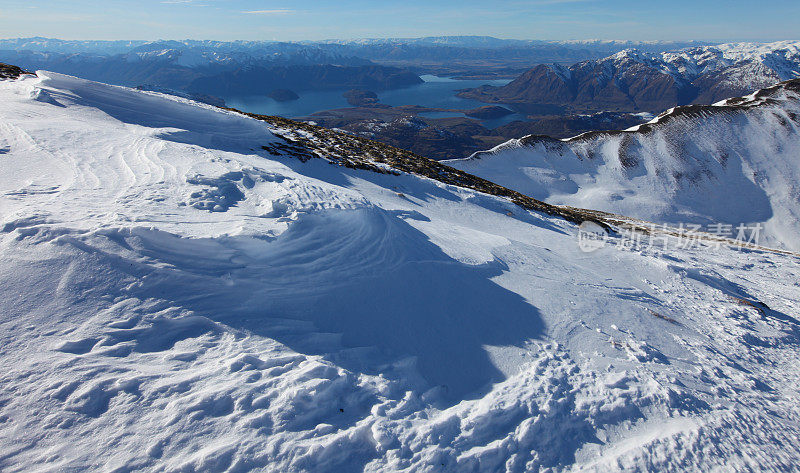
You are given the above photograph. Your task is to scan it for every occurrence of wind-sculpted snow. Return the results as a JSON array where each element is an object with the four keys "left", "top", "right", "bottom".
[
  {"left": 1, "top": 71, "right": 799, "bottom": 472},
  {"left": 448, "top": 79, "right": 800, "bottom": 251}
]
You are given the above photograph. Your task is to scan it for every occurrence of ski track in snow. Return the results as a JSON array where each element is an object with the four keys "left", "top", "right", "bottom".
[{"left": 0, "top": 72, "right": 799, "bottom": 472}]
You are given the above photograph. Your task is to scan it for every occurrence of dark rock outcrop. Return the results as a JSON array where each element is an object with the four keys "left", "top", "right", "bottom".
[{"left": 0, "top": 63, "right": 33, "bottom": 80}]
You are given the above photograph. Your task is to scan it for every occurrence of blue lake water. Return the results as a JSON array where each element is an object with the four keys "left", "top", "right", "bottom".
[{"left": 222, "top": 75, "right": 526, "bottom": 129}]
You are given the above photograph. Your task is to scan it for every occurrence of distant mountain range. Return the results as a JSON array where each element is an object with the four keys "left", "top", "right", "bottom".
[
  {"left": 458, "top": 41, "right": 800, "bottom": 113},
  {"left": 0, "top": 37, "right": 712, "bottom": 93},
  {"left": 1, "top": 36, "right": 709, "bottom": 59},
  {"left": 0, "top": 38, "right": 369, "bottom": 63},
  {"left": 307, "top": 38, "right": 710, "bottom": 72},
  {"left": 0, "top": 39, "right": 377, "bottom": 93}
]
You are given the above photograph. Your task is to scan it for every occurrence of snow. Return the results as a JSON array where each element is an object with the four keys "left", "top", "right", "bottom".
[
  {"left": 1, "top": 71, "right": 800, "bottom": 472},
  {"left": 605, "top": 41, "right": 800, "bottom": 87},
  {"left": 447, "top": 81, "right": 800, "bottom": 252}
]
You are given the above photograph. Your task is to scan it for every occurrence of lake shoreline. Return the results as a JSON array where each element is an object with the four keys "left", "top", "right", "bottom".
[{"left": 222, "top": 75, "right": 526, "bottom": 129}]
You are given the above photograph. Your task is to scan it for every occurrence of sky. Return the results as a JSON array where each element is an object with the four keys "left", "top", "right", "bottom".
[{"left": 0, "top": 0, "right": 798, "bottom": 42}]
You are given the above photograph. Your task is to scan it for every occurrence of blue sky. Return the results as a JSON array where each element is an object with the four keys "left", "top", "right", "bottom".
[{"left": 1, "top": 0, "right": 798, "bottom": 41}]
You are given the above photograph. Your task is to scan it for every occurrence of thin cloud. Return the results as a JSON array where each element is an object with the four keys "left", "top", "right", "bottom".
[
  {"left": 241, "top": 9, "right": 294, "bottom": 15},
  {"left": 161, "top": 0, "right": 211, "bottom": 5},
  {"left": 528, "top": 0, "right": 595, "bottom": 4}
]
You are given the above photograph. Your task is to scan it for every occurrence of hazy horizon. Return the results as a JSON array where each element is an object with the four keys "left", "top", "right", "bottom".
[
  {"left": 1, "top": 35, "right": 797, "bottom": 46},
  {"left": 2, "top": 0, "right": 798, "bottom": 43}
]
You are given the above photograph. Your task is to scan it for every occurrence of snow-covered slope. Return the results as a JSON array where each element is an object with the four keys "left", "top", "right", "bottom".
[
  {"left": 447, "top": 79, "right": 800, "bottom": 252},
  {"left": 1, "top": 71, "right": 800, "bottom": 472}
]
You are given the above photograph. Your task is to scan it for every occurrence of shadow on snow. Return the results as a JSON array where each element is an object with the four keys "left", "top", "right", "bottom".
[{"left": 119, "top": 208, "right": 545, "bottom": 403}]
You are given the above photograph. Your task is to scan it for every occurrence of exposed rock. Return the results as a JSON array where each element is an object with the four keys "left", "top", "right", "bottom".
[{"left": 0, "top": 63, "right": 34, "bottom": 80}]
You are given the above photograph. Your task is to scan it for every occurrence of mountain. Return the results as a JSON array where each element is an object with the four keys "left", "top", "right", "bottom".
[
  {"left": 1, "top": 69, "right": 800, "bottom": 472},
  {"left": 0, "top": 36, "right": 705, "bottom": 58},
  {"left": 0, "top": 48, "right": 417, "bottom": 97},
  {"left": 0, "top": 37, "right": 150, "bottom": 55},
  {"left": 0, "top": 37, "right": 707, "bottom": 68},
  {"left": 187, "top": 64, "right": 423, "bottom": 96},
  {"left": 314, "top": 37, "right": 708, "bottom": 57},
  {"left": 0, "top": 39, "right": 377, "bottom": 92},
  {"left": 0, "top": 38, "right": 371, "bottom": 66},
  {"left": 458, "top": 41, "right": 800, "bottom": 113},
  {"left": 0, "top": 37, "right": 711, "bottom": 88},
  {"left": 311, "top": 38, "right": 711, "bottom": 78},
  {"left": 446, "top": 78, "right": 800, "bottom": 251}
]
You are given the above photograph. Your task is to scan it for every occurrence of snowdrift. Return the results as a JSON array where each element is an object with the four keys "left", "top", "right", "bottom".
[{"left": 1, "top": 71, "right": 799, "bottom": 472}]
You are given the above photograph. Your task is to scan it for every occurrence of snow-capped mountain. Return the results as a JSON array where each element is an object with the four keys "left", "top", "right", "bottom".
[
  {"left": 1, "top": 68, "right": 799, "bottom": 472},
  {"left": 459, "top": 41, "right": 800, "bottom": 112},
  {"left": 447, "top": 79, "right": 800, "bottom": 251}
]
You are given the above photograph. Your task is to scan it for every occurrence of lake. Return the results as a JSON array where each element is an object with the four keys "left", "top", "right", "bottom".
[{"left": 222, "top": 75, "right": 526, "bottom": 129}]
